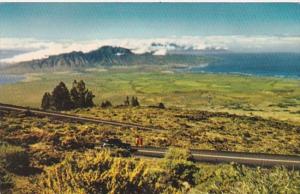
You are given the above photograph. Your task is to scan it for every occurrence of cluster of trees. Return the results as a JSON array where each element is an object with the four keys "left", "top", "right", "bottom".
[
  {"left": 101, "top": 96, "right": 140, "bottom": 109},
  {"left": 41, "top": 80, "right": 95, "bottom": 110},
  {"left": 41, "top": 82, "right": 166, "bottom": 110},
  {"left": 124, "top": 96, "right": 140, "bottom": 107}
]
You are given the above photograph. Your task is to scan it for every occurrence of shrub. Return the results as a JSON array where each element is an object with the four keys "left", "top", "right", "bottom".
[
  {"left": 6, "top": 124, "right": 22, "bottom": 133},
  {"left": 190, "top": 164, "right": 300, "bottom": 194},
  {"left": 60, "top": 135, "right": 94, "bottom": 150},
  {"left": 101, "top": 100, "right": 113, "bottom": 108},
  {"left": 34, "top": 150, "right": 189, "bottom": 194},
  {"left": 110, "top": 148, "right": 131, "bottom": 157},
  {"left": 158, "top": 103, "right": 165, "bottom": 109},
  {"left": 0, "top": 166, "right": 14, "bottom": 192},
  {"left": 164, "top": 147, "right": 198, "bottom": 188},
  {"left": 164, "top": 147, "right": 193, "bottom": 161},
  {"left": 164, "top": 160, "right": 199, "bottom": 188},
  {"left": 0, "top": 143, "right": 29, "bottom": 174},
  {"left": 31, "top": 150, "right": 61, "bottom": 166}
]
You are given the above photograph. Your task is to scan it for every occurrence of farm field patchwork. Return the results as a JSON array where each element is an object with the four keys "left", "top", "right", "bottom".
[{"left": 0, "top": 71, "right": 299, "bottom": 124}]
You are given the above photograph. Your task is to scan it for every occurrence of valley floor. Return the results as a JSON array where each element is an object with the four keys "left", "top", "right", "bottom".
[
  {"left": 0, "top": 71, "right": 299, "bottom": 124},
  {"left": 0, "top": 70, "right": 300, "bottom": 193}
]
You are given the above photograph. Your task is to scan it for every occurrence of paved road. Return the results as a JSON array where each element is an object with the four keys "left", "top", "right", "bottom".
[
  {"left": 1, "top": 103, "right": 300, "bottom": 169},
  {"left": 134, "top": 147, "right": 300, "bottom": 169},
  {"left": 0, "top": 103, "right": 160, "bottom": 131}
]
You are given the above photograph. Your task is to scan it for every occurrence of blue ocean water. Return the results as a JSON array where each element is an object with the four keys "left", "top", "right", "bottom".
[
  {"left": 0, "top": 74, "right": 24, "bottom": 84},
  {"left": 186, "top": 53, "right": 300, "bottom": 79}
]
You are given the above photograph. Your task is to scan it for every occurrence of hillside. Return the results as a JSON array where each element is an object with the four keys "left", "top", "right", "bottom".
[
  {"left": 1, "top": 107, "right": 299, "bottom": 193},
  {"left": 1, "top": 46, "right": 211, "bottom": 73}
]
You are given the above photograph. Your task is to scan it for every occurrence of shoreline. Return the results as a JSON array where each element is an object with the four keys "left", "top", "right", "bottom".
[
  {"left": 0, "top": 74, "right": 25, "bottom": 85},
  {"left": 169, "top": 66, "right": 300, "bottom": 81},
  {"left": 1, "top": 70, "right": 300, "bottom": 86}
]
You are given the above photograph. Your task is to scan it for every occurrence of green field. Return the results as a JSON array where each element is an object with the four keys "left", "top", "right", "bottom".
[{"left": 0, "top": 70, "right": 299, "bottom": 124}]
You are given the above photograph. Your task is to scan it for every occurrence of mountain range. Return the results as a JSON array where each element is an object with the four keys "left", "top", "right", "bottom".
[{"left": 1, "top": 46, "right": 211, "bottom": 73}]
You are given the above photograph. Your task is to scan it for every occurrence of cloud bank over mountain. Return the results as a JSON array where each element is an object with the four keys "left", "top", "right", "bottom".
[{"left": 1, "top": 36, "right": 300, "bottom": 64}]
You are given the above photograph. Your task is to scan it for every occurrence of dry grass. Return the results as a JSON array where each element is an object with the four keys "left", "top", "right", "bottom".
[{"left": 0, "top": 109, "right": 299, "bottom": 193}]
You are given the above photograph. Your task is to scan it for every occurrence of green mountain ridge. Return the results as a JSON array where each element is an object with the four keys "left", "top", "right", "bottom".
[{"left": 1, "top": 46, "right": 211, "bottom": 73}]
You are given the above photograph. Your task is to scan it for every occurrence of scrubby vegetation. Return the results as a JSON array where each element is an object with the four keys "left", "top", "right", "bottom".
[
  {"left": 0, "top": 142, "right": 29, "bottom": 192},
  {"left": 0, "top": 165, "right": 13, "bottom": 192},
  {"left": 0, "top": 143, "right": 29, "bottom": 174},
  {"left": 71, "top": 107, "right": 300, "bottom": 155},
  {"left": 164, "top": 147, "right": 193, "bottom": 161},
  {"left": 0, "top": 108, "right": 299, "bottom": 193},
  {"left": 191, "top": 164, "right": 300, "bottom": 194},
  {"left": 1, "top": 141, "right": 299, "bottom": 193}
]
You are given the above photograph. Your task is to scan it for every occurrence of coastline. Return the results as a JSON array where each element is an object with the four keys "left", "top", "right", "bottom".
[
  {"left": 1, "top": 68, "right": 300, "bottom": 86},
  {"left": 0, "top": 74, "right": 25, "bottom": 85}
]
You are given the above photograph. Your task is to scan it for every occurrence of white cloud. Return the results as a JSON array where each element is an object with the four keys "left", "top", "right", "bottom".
[{"left": 1, "top": 35, "right": 300, "bottom": 64}]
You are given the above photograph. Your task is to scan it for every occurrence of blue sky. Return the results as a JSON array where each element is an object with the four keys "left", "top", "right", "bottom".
[
  {"left": 0, "top": 3, "right": 300, "bottom": 63},
  {"left": 1, "top": 3, "right": 299, "bottom": 40}
]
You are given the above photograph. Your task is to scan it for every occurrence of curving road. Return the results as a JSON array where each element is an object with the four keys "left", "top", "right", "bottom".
[
  {"left": 0, "top": 103, "right": 161, "bottom": 131},
  {"left": 1, "top": 103, "right": 300, "bottom": 169}
]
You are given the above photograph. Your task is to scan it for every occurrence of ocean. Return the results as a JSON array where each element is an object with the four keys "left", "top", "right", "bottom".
[
  {"left": 0, "top": 53, "right": 299, "bottom": 85},
  {"left": 183, "top": 53, "right": 300, "bottom": 79},
  {"left": 0, "top": 74, "right": 24, "bottom": 85}
]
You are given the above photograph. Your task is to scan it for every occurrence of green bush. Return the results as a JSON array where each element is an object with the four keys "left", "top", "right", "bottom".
[
  {"left": 164, "top": 160, "right": 199, "bottom": 188},
  {"left": 164, "top": 147, "right": 199, "bottom": 188},
  {"left": 164, "top": 147, "right": 193, "bottom": 161},
  {"left": 34, "top": 150, "right": 195, "bottom": 194}
]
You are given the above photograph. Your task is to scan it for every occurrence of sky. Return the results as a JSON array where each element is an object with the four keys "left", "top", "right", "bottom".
[{"left": 0, "top": 3, "right": 300, "bottom": 63}]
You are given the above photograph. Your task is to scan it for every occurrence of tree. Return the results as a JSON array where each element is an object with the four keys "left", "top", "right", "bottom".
[
  {"left": 51, "top": 82, "right": 73, "bottom": 110},
  {"left": 124, "top": 96, "right": 130, "bottom": 106},
  {"left": 85, "top": 91, "right": 95, "bottom": 107},
  {"left": 77, "top": 80, "right": 87, "bottom": 107},
  {"left": 70, "top": 80, "right": 95, "bottom": 108},
  {"left": 41, "top": 92, "right": 52, "bottom": 110},
  {"left": 70, "top": 80, "right": 80, "bottom": 108},
  {"left": 131, "top": 96, "right": 140, "bottom": 107},
  {"left": 41, "top": 80, "right": 95, "bottom": 111}
]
